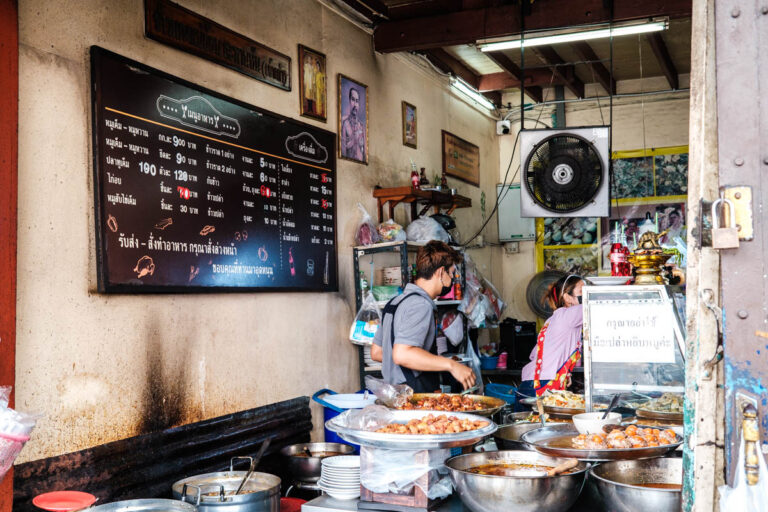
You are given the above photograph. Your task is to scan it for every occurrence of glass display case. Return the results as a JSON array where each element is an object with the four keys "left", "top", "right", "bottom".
[{"left": 582, "top": 285, "right": 686, "bottom": 411}]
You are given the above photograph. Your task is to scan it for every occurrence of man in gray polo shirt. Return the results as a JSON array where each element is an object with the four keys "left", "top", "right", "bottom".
[{"left": 371, "top": 241, "right": 476, "bottom": 392}]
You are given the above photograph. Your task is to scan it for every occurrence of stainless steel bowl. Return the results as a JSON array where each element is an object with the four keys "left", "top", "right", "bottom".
[
  {"left": 493, "top": 423, "right": 549, "bottom": 451},
  {"left": 588, "top": 457, "right": 682, "bottom": 512},
  {"left": 279, "top": 442, "right": 354, "bottom": 482},
  {"left": 90, "top": 499, "right": 197, "bottom": 512},
  {"left": 446, "top": 450, "right": 588, "bottom": 512}
]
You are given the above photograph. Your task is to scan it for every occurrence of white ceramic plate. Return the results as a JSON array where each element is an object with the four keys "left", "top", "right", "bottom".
[{"left": 322, "top": 455, "right": 361, "bottom": 468}]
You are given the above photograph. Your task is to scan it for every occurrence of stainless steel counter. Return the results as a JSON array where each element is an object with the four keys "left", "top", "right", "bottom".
[{"left": 301, "top": 495, "right": 468, "bottom": 512}]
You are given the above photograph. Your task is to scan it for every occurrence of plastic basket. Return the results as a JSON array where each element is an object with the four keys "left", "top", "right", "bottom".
[{"left": 0, "top": 431, "right": 30, "bottom": 481}]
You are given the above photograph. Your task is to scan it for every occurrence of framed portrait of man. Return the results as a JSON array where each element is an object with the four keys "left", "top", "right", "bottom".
[
  {"left": 298, "top": 45, "right": 326, "bottom": 121},
  {"left": 402, "top": 101, "right": 417, "bottom": 149},
  {"left": 338, "top": 74, "right": 368, "bottom": 164}
]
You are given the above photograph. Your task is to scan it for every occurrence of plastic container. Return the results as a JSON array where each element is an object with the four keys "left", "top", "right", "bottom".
[
  {"left": 485, "top": 383, "right": 517, "bottom": 406},
  {"left": 312, "top": 389, "right": 376, "bottom": 452},
  {"left": 280, "top": 497, "right": 306, "bottom": 512},
  {"left": 479, "top": 356, "right": 499, "bottom": 370}
]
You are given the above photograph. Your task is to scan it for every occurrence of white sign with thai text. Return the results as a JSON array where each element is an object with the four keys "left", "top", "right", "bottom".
[{"left": 589, "top": 301, "right": 676, "bottom": 364}]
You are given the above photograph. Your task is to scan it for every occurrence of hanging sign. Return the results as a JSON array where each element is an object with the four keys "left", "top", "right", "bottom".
[
  {"left": 144, "top": 0, "right": 291, "bottom": 91},
  {"left": 588, "top": 301, "right": 676, "bottom": 364}
]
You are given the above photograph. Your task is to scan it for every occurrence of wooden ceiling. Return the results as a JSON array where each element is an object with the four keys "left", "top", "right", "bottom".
[{"left": 338, "top": 0, "right": 692, "bottom": 105}]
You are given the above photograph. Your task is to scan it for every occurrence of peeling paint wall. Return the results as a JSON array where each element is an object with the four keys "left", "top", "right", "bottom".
[{"left": 15, "top": 0, "right": 501, "bottom": 462}]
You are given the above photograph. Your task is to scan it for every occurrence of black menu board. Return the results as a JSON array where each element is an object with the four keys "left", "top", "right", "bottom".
[{"left": 90, "top": 47, "right": 337, "bottom": 292}]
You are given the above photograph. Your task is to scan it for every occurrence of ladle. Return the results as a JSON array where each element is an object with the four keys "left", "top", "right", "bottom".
[{"left": 235, "top": 438, "right": 272, "bottom": 495}]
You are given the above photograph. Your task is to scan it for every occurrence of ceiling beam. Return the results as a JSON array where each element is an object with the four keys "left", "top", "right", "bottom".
[
  {"left": 571, "top": 41, "right": 616, "bottom": 95},
  {"left": 338, "top": 0, "right": 389, "bottom": 21},
  {"left": 529, "top": 46, "right": 585, "bottom": 98},
  {"left": 374, "top": 0, "right": 692, "bottom": 53},
  {"left": 421, "top": 49, "right": 500, "bottom": 107},
  {"left": 423, "top": 48, "right": 479, "bottom": 88},
  {"left": 485, "top": 52, "right": 544, "bottom": 103},
  {"left": 645, "top": 32, "right": 679, "bottom": 90}
]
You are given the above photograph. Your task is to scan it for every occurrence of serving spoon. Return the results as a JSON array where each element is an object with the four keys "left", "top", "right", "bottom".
[
  {"left": 504, "top": 458, "right": 580, "bottom": 477},
  {"left": 601, "top": 393, "right": 622, "bottom": 419},
  {"left": 235, "top": 438, "right": 271, "bottom": 495}
]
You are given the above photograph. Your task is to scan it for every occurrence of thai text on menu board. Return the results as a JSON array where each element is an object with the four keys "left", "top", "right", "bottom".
[
  {"left": 588, "top": 301, "right": 676, "bottom": 364},
  {"left": 91, "top": 47, "right": 337, "bottom": 292}
]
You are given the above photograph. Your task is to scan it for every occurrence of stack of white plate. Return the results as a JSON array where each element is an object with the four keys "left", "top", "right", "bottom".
[{"left": 319, "top": 455, "right": 361, "bottom": 500}]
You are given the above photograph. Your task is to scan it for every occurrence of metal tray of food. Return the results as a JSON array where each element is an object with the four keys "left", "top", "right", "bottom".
[
  {"left": 325, "top": 409, "right": 497, "bottom": 450},
  {"left": 520, "top": 424, "right": 682, "bottom": 462},
  {"left": 636, "top": 408, "right": 684, "bottom": 422},
  {"left": 393, "top": 393, "right": 506, "bottom": 418},
  {"left": 518, "top": 396, "right": 608, "bottom": 416}
]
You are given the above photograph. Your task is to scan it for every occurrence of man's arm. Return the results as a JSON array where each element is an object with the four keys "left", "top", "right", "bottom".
[
  {"left": 392, "top": 345, "right": 476, "bottom": 389},
  {"left": 370, "top": 343, "right": 382, "bottom": 362}
]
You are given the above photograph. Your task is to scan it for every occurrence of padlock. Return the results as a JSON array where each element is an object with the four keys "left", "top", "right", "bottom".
[{"left": 711, "top": 197, "right": 740, "bottom": 249}]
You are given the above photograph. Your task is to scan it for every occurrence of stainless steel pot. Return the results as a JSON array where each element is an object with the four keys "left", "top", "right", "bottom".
[
  {"left": 588, "top": 457, "right": 682, "bottom": 512},
  {"left": 172, "top": 460, "right": 280, "bottom": 512},
  {"left": 89, "top": 499, "right": 197, "bottom": 511},
  {"left": 446, "top": 450, "right": 588, "bottom": 512},
  {"left": 279, "top": 442, "right": 354, "bottom": 483}
]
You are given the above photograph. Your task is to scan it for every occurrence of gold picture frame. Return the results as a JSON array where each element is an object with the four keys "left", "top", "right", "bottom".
[
  {"left": 338, "top": 74, "right": 369, "bottom": 164},
  {"left": 298, "top": 44, "right": 327, "bottom": 121},
  {"left": 402, "top": 101, "right": 417, "bottom": 149},
  {"left": 442, "top": 130, "right": 479, "bottom": 186}
]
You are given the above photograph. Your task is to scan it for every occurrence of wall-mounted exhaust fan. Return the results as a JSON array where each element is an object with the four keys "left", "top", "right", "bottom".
[{"left": 520, "top": 127, "right": 610, "bottom": 218}]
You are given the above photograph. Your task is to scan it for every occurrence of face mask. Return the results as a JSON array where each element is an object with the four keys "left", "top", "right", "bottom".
[
  {"left": 440, "top": 269, "right": 454, "bottom": 296},
  {"left": 578, "top": 296, "right": 583, "bottom": 304}
]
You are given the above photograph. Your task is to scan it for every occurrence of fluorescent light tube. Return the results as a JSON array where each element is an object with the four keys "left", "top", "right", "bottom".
[
  {"left": 479, "top": 20, "right": 667, "bottom": 52},
  {"left": 450, "top": 77, "right": 496, "bottom": 110}
]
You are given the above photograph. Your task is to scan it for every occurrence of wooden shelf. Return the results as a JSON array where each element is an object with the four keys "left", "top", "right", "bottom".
[{"left": 372, "top": 186, "right": 472, "bottom": 223}]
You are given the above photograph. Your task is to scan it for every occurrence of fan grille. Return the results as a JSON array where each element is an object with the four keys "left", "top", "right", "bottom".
[{"left": 524, "top": 134, "right": 604, "bottom": 213}]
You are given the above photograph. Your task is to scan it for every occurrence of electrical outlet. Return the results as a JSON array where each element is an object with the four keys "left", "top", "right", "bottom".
[{"left": 504, "top": 242, "right": 520, "bottom": 254}]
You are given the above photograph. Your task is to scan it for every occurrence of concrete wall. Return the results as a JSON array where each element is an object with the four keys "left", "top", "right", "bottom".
[
  {"left": 15, "top": 0, "right": 500, "bottom": 462},
  {"left": 497, "top": 78, "right": 691, "bottom": 321}
]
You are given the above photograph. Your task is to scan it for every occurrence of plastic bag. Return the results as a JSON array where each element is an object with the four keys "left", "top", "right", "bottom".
[
  {"left": 718, "top": 437, "right": 768, "bottom": 510},
  {"left": 355, "top": 203, "right": 382, "bottom": 246},
  {"left": 459, "top": 255, "right": 505, "bottom": 328},
  {"left": 0, "top": 386, "right": 38, "bottom": 482},
  {"left": 378, "top": 219, "right": 406, "bottom": 242},
  {"left": 365, "top": 376, "right": 413, "bottom": 408},
  {"left": 360, "top": 447, "right": 453, "bottom": 500},
  {"left": 465, "top": 327, "right": 484, "bottom": 395},
  {"left": 406, "top": 217, "right": 450, "bottom": 243},
  {"left": 0, "top": 387, "right": 9, "bottom": 409},
  {"left": 440, "top": 311, "right": 464, "bottom": 346},
  {"left": 349, "top": 292, "right": 382, "bottom": 345},
  {"left": 332, "top": 405, "right": 395, "bottom": 432}
]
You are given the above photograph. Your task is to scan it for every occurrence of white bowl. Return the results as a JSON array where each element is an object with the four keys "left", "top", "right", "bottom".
[{"left": 572, "top": 412, "right": 622, "bottom": 435}]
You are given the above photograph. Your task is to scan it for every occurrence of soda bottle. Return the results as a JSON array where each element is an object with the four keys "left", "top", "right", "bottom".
[{"left": 609, "top": 222, "right": 629, "bottom": 277}]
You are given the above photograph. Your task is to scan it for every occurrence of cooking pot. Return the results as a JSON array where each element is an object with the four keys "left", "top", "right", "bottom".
[
  {"left": 279, "top": 442, "right": 355, "bottom": 483},
  {"left": 446, "top": 450, "right": 588, "bottom": 512},
  {"left": 89, "top": 499, "right": 196, "bottom": 511},
  {"left": 588, "top": 457, "right": 682, "bottom": 512},
  {"left": 172, "top": 458, "right": 280, "bottom": 512}
]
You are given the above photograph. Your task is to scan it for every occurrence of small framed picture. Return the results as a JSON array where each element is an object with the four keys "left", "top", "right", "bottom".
[
  {"left": 298, "top": 45, "right": 327, "bottom": 121},
  {"left": 338, "top": 74, "right": 368, "bottom": 164},
  {"left": 402, "top": 101, "right": 417, "bottom": 149}
]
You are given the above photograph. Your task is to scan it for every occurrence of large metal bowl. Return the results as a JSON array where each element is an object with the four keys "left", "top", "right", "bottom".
[
  {"left": 445, "top": 450, "right": 588, "bottom": 512},
  {"left": 494, "top": 423, "right": 553, "bottom": 451},
  {"left": 394, "top": 393, "right": 506, "bottom": 418},
  {"left": 326, "top": 409, "right": 497, "bottom": 450},
  {"left": 90, "top": 499, "right": 197, "bottom": 512},
  {"left": 588, "top": 457, "right": 682, "bottom": 512},
  {"left": 279, "top": 442, "right": 355, "bottom": 482}
]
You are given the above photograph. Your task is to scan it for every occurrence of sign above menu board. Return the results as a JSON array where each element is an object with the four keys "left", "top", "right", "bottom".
[{"left": 90, "top": 47, "right": 337, "bottom": 293}]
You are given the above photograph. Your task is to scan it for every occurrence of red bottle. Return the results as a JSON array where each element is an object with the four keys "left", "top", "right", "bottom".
[
  {"left": 610, "top": 223, "right": 630, "bottom": 277},
  {"left": 411, "top": 169, "right": 420, "bottom": 189}
]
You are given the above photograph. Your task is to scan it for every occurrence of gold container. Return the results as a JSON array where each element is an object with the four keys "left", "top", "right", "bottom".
[{"left": 627, "top": 253, "right": 673, "bottom": 285}]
